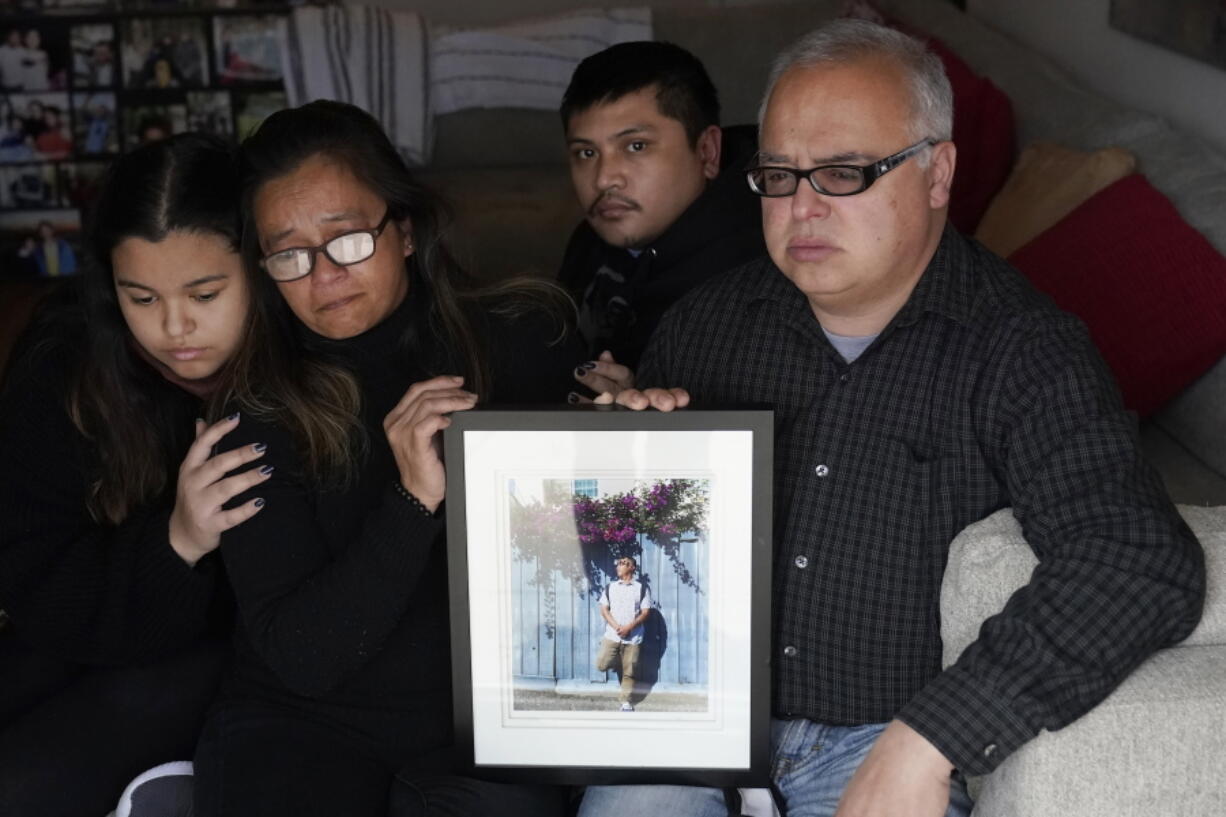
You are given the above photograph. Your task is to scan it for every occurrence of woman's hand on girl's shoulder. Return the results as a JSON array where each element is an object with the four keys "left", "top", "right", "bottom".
[
  {"left": 168, "top": 414, "right": 272, "bottom": 566},
  {"left": 383, "top": 375, "right": 478, "bottom": 514}
]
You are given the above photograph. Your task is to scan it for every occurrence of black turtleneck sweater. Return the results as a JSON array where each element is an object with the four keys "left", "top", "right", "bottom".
[
  {"left": 557, "top": 124, "right": 767, "bottom": 369},
  {"left": 0, "top": 301, "right": 222, "bottom": 665},
  {"left": 214, "top": 292, "right": 578, "bottom": 760}
]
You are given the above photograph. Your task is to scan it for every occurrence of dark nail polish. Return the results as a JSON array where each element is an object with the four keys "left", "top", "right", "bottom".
[
  {"left": 253, "top": 443, "right": 267, "bottom": 453},
  {"left": 573, "top": 366, "right": 586, "bottom": 377},
  {"left": 259, "top": 465, "right": 275, "bottom": 476},
  {"left": 254, "top": 498, "right": 265, "bottom": 508},
  {"left": 228, "top": 411, "right": 240, "bottom": 421},
  {"left": 582, "top": 361, "right": 598, "bottom": 370},
  {"left": 567, "top": 392, "right": 580, "bottom": 405}
]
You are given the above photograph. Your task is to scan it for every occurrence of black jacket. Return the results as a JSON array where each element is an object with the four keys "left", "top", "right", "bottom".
[{"left": 557, "top": 124, "right": 766, "bottom": 369}]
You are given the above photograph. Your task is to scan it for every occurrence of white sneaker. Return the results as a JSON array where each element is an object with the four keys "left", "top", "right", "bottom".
[
  {"left": 110, "top": 761, "right": 194, "bottom": 817},
  {"left": 620, "top": 702, "right": 634, "bottom": 712}
]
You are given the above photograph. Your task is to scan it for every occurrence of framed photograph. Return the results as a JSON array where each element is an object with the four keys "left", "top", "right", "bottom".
[
  {"left": 69, "top": 23, "right": 116, "bottom": 89},
  {"left": 59, "top": 160, "right": 107, "bottom": 210},
  {"left": 0, "top": 22, "right": 70, "bottom": 93},
  {"left": 444, "top": 407, "right": 773, "bottom": 786},
  {"left": 0, "top": 162, "right": 57, "bottom": 209},
  {"left": 121, "top": 101, "right": 186, "bottom": 149},
  {"left": 186, "top": 89, "right": 232, "bottom": 137},
  {"left": 233, "top": 88, "right": 284, "bottom": 138},
  {"left": 213, "top": 14, "right": 285, "bottom": 84},
  {"left": 0, "top": 209, "right": 81, "bottom": 278},
  {"left": 121, "top": 17, "right": 209, "bottom": 89},
  {"left": 72, "top": 91, "right": 117, "bottom": 154},
  {"left": 1, "top": 92, "right": 71, "bottom": 162},
  {"left": 41, "top": 0, "right": 114, "bottom": 12}
]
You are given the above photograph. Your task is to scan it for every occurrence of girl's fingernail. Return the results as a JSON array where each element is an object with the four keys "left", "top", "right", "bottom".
[
  {"left": 573, "top": 366, "right": 586, "bottom": 377},
  {"left": 228, "top": 411, "right": 240, "bottom": 421},
  {"left": 254, "top": 498, "right": 265, "bottom": 508},
  {"left": 582, "top": 361, "right": 598, "bottom": 370},
  {"left": 567, "top": 392, "right": 580, "bottom": 405},
  {"left": 253, "top": 443, "right": 267, "bottom": 453},
  {"left": 259, "top": 465, "right": 275, "bottom": 476}
]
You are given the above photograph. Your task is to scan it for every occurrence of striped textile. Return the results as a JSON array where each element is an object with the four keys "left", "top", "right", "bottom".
[
  {"left": 280, "top": 4, "right": 429, "bottom": 164},
  {"left": 430, "top": 7, "right": 652, "bottom": 115}
]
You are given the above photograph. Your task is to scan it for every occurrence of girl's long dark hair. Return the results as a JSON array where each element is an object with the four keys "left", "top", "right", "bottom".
[
  {"left": 239, "top": 100, "right": 572, "bottom": 401},
  {"left": 73, "top": 132, "right": 359, "bottom": 524}
]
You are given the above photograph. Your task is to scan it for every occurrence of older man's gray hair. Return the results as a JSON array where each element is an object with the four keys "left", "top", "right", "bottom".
[{"left": 758, "top": 19, "right": 954, "bottom": 163}]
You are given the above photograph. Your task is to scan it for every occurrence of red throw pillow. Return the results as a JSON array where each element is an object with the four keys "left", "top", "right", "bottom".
[
  {"left": 843, "top": 2, "right": 1017, "bottom": 234},
  {"left": 923, "top": 38, "right": 1016, "bottom": 236},
  {"left": 1008, "top": 174, "right": 1226, "bottom": 417}
]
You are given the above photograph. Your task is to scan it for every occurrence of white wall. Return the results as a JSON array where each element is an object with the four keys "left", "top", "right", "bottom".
[{"left": 967, "top": 0, "right": 1226, "bottom": 155}]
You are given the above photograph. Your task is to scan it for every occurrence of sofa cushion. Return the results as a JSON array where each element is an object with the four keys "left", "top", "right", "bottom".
[
  {"left": 1139, "top": 422, "right": 1226, "bottom": 507},
  {"left": 845, "top": 1, "right": 1016, "bottom": 235},
  {"left": 973, "top": 142, "right": 1136, "bottom": 259},
  {"left": 922, "top": 36, "right": 1015, "bottom": 236},
  {"left": 419, "top": 165, "right": 582, "bottom": 280},
  {"left": 1007, "top": 173, "right": 1226, "bottom": 417}
]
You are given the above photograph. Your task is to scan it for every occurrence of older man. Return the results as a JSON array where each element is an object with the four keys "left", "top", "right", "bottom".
[{"left": 582, "top": 19, "right": 1205, "bottom": 817}]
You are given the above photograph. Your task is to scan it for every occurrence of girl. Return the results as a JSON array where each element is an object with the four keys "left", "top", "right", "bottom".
[{"left": 0, "top": 133, "right": 266, "bottom": 815}]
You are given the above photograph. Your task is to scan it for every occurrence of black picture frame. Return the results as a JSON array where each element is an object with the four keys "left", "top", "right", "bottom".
[{"left": 443, "top": 406, "right": 773, "bottom": 787}]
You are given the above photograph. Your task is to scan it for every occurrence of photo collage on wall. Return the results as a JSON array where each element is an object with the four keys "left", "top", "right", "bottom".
[{"left": 0, "top": 1, "right": 291, "bottom": 280}]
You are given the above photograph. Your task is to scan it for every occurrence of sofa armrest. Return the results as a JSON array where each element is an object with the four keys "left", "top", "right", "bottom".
[
  {"left": 942, "top": 505, "right": 1225, "bottom": 812},
  {"left": 969, "top": 644, "right": 1226, "bottom": 816},
  {"left": 942, "top": 505, "right": 1225, "bottom": 664}
]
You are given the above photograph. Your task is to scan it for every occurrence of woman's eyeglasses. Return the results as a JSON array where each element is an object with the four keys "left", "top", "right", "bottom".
[{"left": 260, "top": 210, "right": 392, "bottom": 282}]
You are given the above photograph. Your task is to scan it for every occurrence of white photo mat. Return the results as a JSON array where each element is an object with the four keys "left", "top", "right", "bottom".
[{"left": 462, "top": 428, "right": 755, "bottom": 771}]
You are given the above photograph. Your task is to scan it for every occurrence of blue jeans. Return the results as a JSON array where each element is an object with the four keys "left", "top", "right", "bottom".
[{"left": 578, "top": 719, "right": 974, "bottom": 817}]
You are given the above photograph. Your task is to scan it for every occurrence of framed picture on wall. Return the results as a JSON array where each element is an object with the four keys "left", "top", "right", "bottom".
[
  {"left": 443, "top": 407, "right": 773, "bottom": 786},
  {"left": 213, "top": 14, "right": 284, "bottom": 84},
  {"left": 0, "top": 22, "right": 71, "bottom": 93},
  {"left": 121, "top": 101, "right": 186, "bottom": 149},
  {"left": 0, "top": 163, "right": 58, "bottom": 209},
  {"left": 69, "top": 22, "right": 116, "bottom": 89},
  {"left": 1, "top": 92, "right": 72, "bottom": 161},
  {"left": 72, "top": 91, "right": 118, "bottom": 155},
  {"left": 120, "top": 16, "right": 209, "bottom": 90}
]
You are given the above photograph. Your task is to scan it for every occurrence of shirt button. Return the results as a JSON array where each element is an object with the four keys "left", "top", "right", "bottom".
[
  {"left": 815, "top": 464, "right": 830, "bottom": 478},
  {"left": 794, "top": 555, "right": 808, "bottom": 569},
  {"left": 839, "top": 373, "right": 849, "bottom": 383},
  {"left": 983, "top": 744, "right": 997, "bottom": 759},
  {"left": 782, "top": 645, "right": 798, "bottom": 658}
]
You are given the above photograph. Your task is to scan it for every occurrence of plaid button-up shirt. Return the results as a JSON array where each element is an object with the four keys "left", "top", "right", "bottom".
[{"left": 638, "top": 226, "right": 1204, "bottom": 774}]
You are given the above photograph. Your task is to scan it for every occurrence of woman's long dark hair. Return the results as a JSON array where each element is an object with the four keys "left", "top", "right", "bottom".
[
  {"left": 239, "top": 100, "right": 571, "bottom": 401},
  {"left": 72, "top": 132, "right": 359, "bottom": 524}
]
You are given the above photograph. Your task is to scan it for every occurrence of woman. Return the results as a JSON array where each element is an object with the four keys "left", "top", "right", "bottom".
[
  {"left": 193, "top": 100, "right": 578, "bottom": 817},
  {"left": 0, "top": 133, "right": 269, "bottom": 815}
]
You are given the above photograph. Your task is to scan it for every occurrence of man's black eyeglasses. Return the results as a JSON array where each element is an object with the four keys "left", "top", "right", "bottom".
[{"left": 746, "top": 139, "right": 936, "bottom": 198}]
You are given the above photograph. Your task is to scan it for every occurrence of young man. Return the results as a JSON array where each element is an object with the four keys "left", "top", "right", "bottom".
[
  {"left": 595, "top": 556, "right": 653, "bottom": 712},
  {"left": 559, "top": 41, "right": 765, "bottom": 382},
  {"left": 586, "top": 19, "right": 1205, "bottom": 817}
]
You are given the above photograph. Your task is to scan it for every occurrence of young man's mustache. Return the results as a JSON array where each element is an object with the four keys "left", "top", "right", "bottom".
[{"left": 588, "top": 192, "right": 640, "bottom": 217}]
